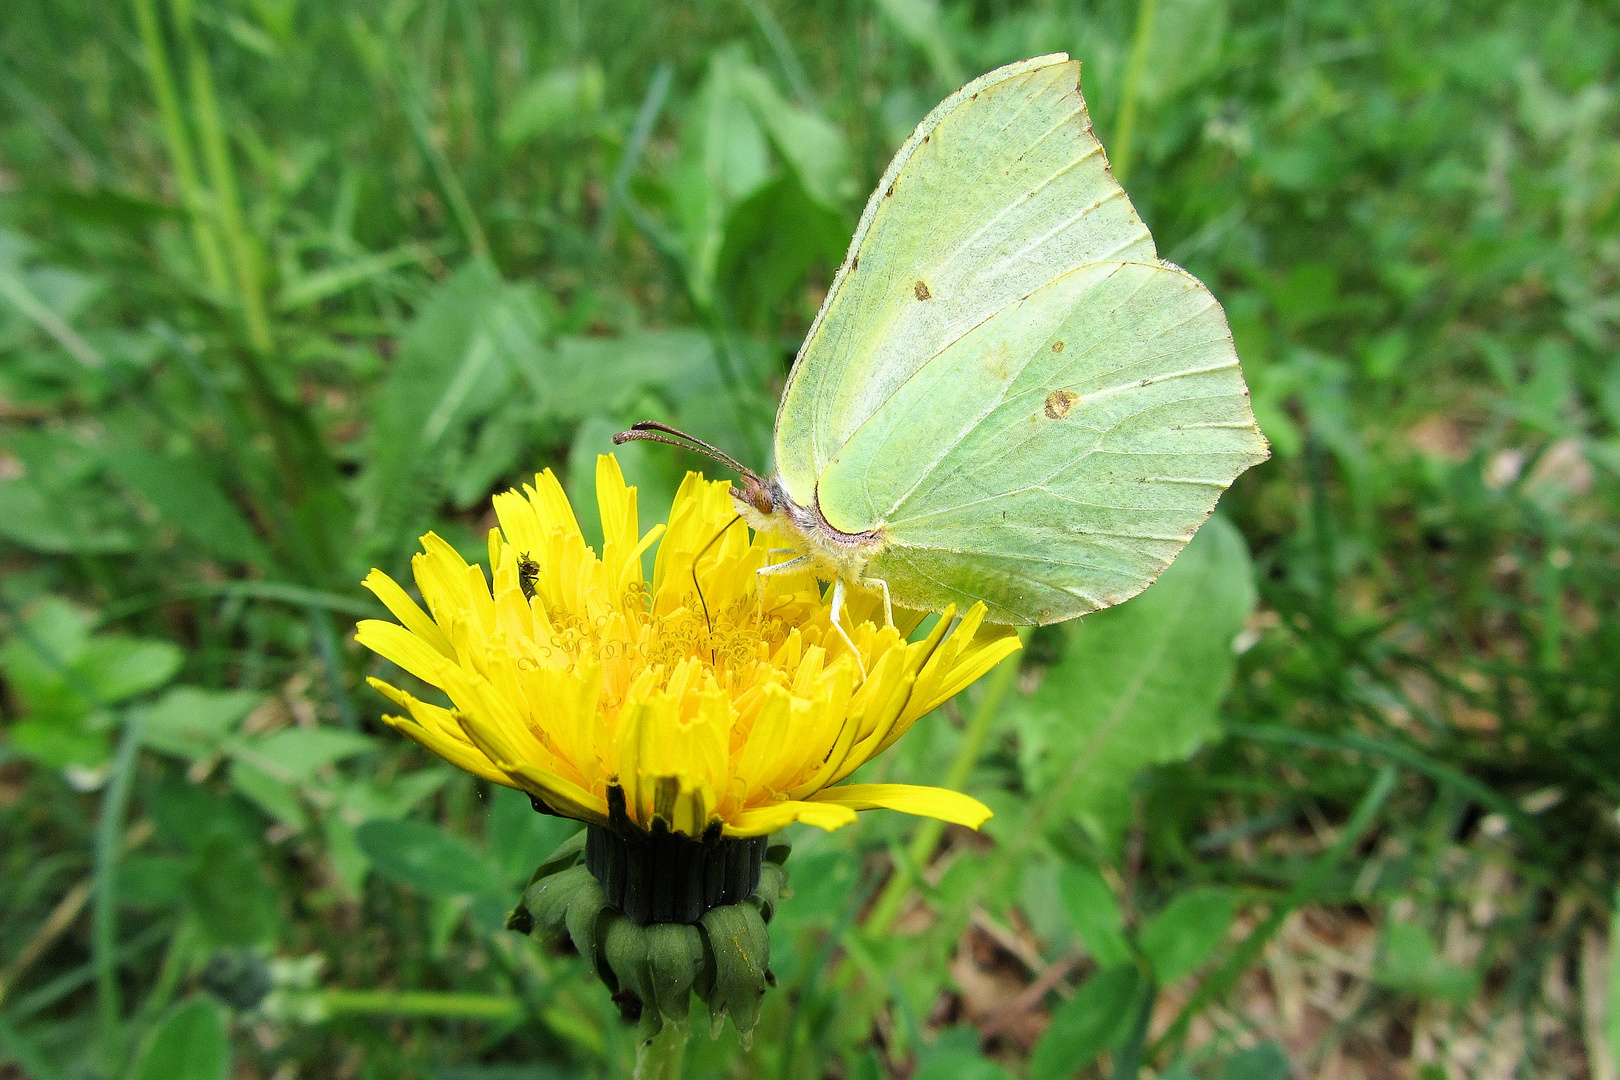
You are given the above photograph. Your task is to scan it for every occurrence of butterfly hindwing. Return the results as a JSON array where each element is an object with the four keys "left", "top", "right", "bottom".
[{"left": 824, "top": 260, "right": 1269, "bottom": 624}]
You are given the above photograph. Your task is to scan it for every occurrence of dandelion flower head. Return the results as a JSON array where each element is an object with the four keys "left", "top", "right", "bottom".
[{"left": 357, "top": 455, "right": 1020, "bottom": 838}]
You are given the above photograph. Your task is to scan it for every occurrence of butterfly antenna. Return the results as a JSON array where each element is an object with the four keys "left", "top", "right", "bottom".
[
  {"left": 689, "top": 514, "right": 744, "bottom": 664},
  {"left": 613, "top": 422, "right": 759, "bottom": 480}
]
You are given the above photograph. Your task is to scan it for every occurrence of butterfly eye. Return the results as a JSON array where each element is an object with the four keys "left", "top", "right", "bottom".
[{"left": 752, "top": 488, "right": 773, "bottom": 514}]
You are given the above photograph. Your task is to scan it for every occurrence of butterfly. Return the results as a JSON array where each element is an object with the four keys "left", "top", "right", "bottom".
[{"left": 617, "top": 53, "right": 1268, "bottom": 650}]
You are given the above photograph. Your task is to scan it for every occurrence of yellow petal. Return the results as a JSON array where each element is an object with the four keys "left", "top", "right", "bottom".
[
  {"left": 526, "top": 469, "right": 582, "bottom": 541},
  {"left": 355, "top": 620, "right": 452, "bottom": 689},
  {"left": 502, "top": 761, "right": 610, "bottom": 825},
  {"left": 492, "top": 490, "right": 545, "bottom": 574},
  {"left": 808, "top": 783, "right": 992, "bottom": 829},
  {"left": 381, "top": 713, "right": 513, "bottom": 786},
  {"left": 724, "top": 799, "right": 858, "bottom": 836},
  {"left": 732, "top": 684, "right": 793, "bottom": 794},
  {"left": 362, "top": 570, "right": 455, "bottom": 659},
  {"left": 596, "top": 454, "right": 636, "bottom": 565},
  {"left": 915, "top": 625, "right": 1022, "bottom": 718}
]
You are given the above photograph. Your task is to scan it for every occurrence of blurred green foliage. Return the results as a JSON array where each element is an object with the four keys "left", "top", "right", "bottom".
[{"left": 0, "top": 0, "right": 1616, "bottom": 1077}]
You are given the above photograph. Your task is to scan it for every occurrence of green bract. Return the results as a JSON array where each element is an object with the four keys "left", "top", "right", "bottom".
[{"left": 508, "top": 833, "right": 788, "bottom": 1052}]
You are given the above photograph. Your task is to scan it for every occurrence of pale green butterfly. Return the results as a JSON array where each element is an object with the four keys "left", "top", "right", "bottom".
[{"left": 617, "top": 53, "right": 1269, "bottom": 649}]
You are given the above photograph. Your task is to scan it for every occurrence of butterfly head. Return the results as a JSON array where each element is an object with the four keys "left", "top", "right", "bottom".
[
  {"left": 735, "top": 473, "right": 776, "bottom": 516},
  {"left": 731, "top": 472, "right": 791, "bottom": 538}
]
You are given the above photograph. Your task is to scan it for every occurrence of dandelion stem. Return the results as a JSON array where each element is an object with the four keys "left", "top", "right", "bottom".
[
  {"left": 298, "top": 990, "right": 523, "bottom": 1020},
  {"left": 635, "top": 1021, "right": 688, "bottom": 1080},
  {"left": 863, "top": 648, "right": 1021, "bottom": 936}
]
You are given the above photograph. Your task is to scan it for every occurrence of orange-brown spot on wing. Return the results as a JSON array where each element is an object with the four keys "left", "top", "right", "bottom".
[
  {"left": 1044, "top": 390, "right": 1080, "bottom": 420},
  {"left": 914, "top": 280, "right": 931, "bottom": 301},
  {"left": 1052, "top": 340, "right": 1065, "bottom": 353}
]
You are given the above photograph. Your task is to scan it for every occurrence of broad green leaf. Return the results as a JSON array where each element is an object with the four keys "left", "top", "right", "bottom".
[
  {"left": 717, "top": 175, "right": 850, "bottom": 332},
  {"left": 6, "top": 719, "right": 110, "bottom": 772},
  {"left": 136, "top": 998, "right": 229, "bottom": 1080},
  {"left": 141, "top": 687, "right": 261, "bottom": 761},
  {"left": 318, "top": 765, "right": 450, "bottom": 894},
  {"left": 321, "top": 815, "right": 370, "bottom": 897},
  {"left": 1137, "top": 0, "right": 1229, "bottom": 108},
  {"left": 1139, "top": 887, "right": 1236, "bottom": 984},
  {"left": 499, "top": 63, "right": 604, "bottom": 146},
  {"left": 1058, "top": 863, "right": 1132, "bottom": 969},
  {"left": 913, "top": 1050, "right": 1013, "bottom": 1080},
  {"left": 488, "top": 783, "right": 582, "bottom": 886},
  {"left": 1016, "top": 516, "right": 1257, "bottom": 852},
  {"left": 233, "top": 728, "right": 374, "bottom": 784},
  {"left": 1018, "top": 855, "right": 1074, "bottom": 945},
  {"left": 227, "top": 759, "right": 310, "bottom": 832},
  {"left": 330, "top": 769, "right": 449, "bottom": 823},
  {"left": 118, "top": 854, "right": 191, "bottom": 908},
  {"left": 361, "top": 262, "right": 546, "bottom": 557},
  {"left": 730, "top": 66, "right": 854, "bottom": 208},
  {"left": 78, "top": 635, "right": 183, "bottom": 702},
  {"left": 674, "top": 46, "right": 773, "bottom": 306},
  {"left": 0, "top": 597, "right": 94, "bottom": 706},
  {"left": 357, "top": 817, "right": 505, "bottom": 899},
  {"left": 107, "top": 448, "right": 269, "bottom": 565},
  {"left": 0, "top": 597, "right": 180, "bottom": 768},
  {"left": 0, "top": 479, "right": 132, "bottom": 553},
  {"left": 1028, "top": 964, "right": 1141, "bottom": 1080},
  {"left": 546, "top": 331, "right": 724, "bottom": 422},
  {"left": 146, "top": 772, "right": 261, "bottom": 852},
  {"left": 1374, "top": 921, "right": 1479, "bottom": 1004},
  {"left": 445, "top": 406, "right": 528, "bottom": 511}
]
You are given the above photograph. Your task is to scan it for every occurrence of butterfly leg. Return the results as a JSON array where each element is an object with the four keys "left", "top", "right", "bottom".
[
  {"left": 861, "top": 575, "right": 894, "bottom": 628},
  {"left": 756, "top": 554, "right": 812, "bottom": 581},
  {"left": 756, "top": 549, "right": 801, "bottom": 614},
  {"left": 755, "top": 554, "right": 813, "bottom": 616},
  {"left": 827, "top": 577, "right": 868, "bottom": 680}
]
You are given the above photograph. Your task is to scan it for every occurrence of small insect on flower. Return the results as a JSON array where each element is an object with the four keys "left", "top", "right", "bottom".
[{"left": 357, "top": 454, "right": 1020, "bottom": 846}]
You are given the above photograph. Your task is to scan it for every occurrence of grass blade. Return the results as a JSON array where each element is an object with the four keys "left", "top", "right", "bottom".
[{"left": 94, "top": 714, "right": 144, "bottom": 1064}]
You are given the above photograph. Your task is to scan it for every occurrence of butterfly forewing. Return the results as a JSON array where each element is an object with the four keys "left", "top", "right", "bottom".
[{"left": 774, "top": 54, "right": 1154, "bottom": 504}]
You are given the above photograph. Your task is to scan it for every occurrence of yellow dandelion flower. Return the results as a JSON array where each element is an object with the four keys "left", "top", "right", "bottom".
[{"left": 356, "top": 454, "right": 1020, "bottom": 841}]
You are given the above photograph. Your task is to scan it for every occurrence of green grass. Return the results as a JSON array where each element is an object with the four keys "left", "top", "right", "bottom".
[{"left": 1, "top": 0, "right": 1617, "bottom": 1077}]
